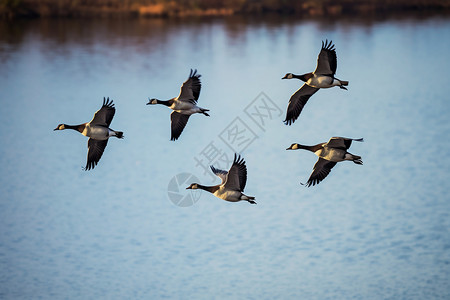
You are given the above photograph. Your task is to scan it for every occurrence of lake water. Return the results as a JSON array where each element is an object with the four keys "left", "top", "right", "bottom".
[{"left": 1, "top": 14, "right": 450, "bottom": 299}]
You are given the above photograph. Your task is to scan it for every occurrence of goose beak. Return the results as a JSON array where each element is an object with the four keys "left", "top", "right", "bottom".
[
  {"left": 286, "top": 147, "right": 291, "bottom": 150},
  {"left": 146, "top": 98, "right": 151, "bottom": 105},
  {"left": 282, "top": 75, "right": 288, "bottom": 79},
  {"left": 186, "top": 186, "right": 192, "bottom": 190}
]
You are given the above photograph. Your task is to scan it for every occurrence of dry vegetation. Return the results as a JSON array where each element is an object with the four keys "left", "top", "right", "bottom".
[{"left": 1, "top": 0, "right": 449, "bottom": 18}]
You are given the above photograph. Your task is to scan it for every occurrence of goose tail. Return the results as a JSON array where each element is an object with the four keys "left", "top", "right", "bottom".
[
  {"left": 338, "top": 79, "right": 348, "bottom": 90},
  {"left": 241, "top": 194, "right": 256, "bottom": 204},
  {"left": 201, "top": 108, "right": 210, "bottom": 117},
  {"left": 352, "top": 155, "right": 363, "bottom": 165},
  {"left": 115, "top": 131, "right": 124, "bottom": 139}
]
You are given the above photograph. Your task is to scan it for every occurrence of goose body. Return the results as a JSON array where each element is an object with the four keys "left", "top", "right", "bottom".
[
  {"left": 306, "top": 73, "right": 343, "bottom": 89},
  {"left": 282, "top": 40, "right": 348, "bottom": 125},
  {"left": 80, "top": 123, "right": 117, "bottom": 140},
  {"left": 54, "top": 97, "right": 123, "bottom": 170},
  {"left": 287, "top": 137, "right": 363, "bottom": 187},
  {"left": 213, "top": 186, "right": 254, "bottom": 202},
  {"left": 186, "top": 154, "right": 256, "bottom": 204},
  {"left": 314, "top": 146, "right": 355, "bottom": 162},
  {"left": 147, "top": 69, "right": 210, "bottom": 141}
]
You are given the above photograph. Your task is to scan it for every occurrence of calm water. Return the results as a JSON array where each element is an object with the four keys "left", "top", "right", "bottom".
[{"left": 1, "top": 15, "right": 450, "bottom": 299}]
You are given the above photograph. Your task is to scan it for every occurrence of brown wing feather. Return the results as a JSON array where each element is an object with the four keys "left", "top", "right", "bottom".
[
  {"left": 85, "top": 138, "right": 108, "bottom": 171},
  {"left": 90, "top": 97, "right": 116, "bottom": 127},
  {"left": 170, "top": 111, "right": 190, "bottom": 141},
  {"left": 177, "top": 69, "right": 202, "bottom": 103},
  {"left": 305, "top": 158, "right": 337, "bottom": 187},
  {"left": 326, "top": 137, "right": 364, "bottom": 150},
  {"left": 223, "top": 154, "right": 248, "bottom": 192},
  {"left": 210, "top": 165, "right": 228, "bottom": 184},
  {"left": 314, "top": 40, "right": 337, "bottom": 76},
  {"left": 284, "top": 84, "right": 319, "bottom": 125}
]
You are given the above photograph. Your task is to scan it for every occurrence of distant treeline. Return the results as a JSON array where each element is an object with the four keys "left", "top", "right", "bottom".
[{"left": 1, "top": 0, "right": 449, "bottom": 18}]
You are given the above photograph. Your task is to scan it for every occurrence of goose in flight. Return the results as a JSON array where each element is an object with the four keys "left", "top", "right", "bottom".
[
  {"left": 186, "top": 154, "right": 256, "bottom": 204},
  {"left": 282, "top": 40, "right": 348, "bottom": 125},
  {"left": 54, "top": 97, "right": 124, "bottom": 171},
  {"left": 147, "top": 69, "right": 210, "bottom": 141},
  {"left": 286, "top": 137, "right": 363, "bottom": 187}
]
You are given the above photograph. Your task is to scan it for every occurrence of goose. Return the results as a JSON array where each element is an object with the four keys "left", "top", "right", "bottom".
[
  {"left": 286, "top": 137, "right": 363, "bottom": 187},
  {"left": 282, "top": 40, "right": 348, "bottom": 125},
  {"left": 54, "top": 97, "right": 123, "bottom": 171},
  {"left": 186, "top": 154, "right": 256, "bottom": 204},
  {"left": 147, "top": 69, "right": 210, "bottom": 141}
]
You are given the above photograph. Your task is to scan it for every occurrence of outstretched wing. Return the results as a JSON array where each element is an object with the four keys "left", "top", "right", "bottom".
[
  {"left": 305, "top": 158, "right": 337, "bottom": 187},
  {"left": 314, "top": 40, "right": 337, "bottom": 76},
  {"left": 284, "top": 84, "right": 319, "bottom": 125},
  {"left": 90, "top": 97, "right": 116, "bottom": 127},
  {"left": 170, "top": 111, "right": 190, "bottom": 141},
  {"left": 177, "top": 69, "right": 202, "bottom": 103},
  {"left": 326, "top": 137, "right": 364, "bottom": 150},
  {"left": 210, "top": 165, "right": 228, "bottom": 184},
  {"left": 223, "top": 154, "right": 248, "bottom": 192},
  {"left": 85, "top": 138, "right": 108, "bottom": 171}
]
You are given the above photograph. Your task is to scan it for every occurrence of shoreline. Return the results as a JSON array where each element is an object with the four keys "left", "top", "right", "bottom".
[{"left": 1, "top": 1, "right": 449, "bottom": 19}]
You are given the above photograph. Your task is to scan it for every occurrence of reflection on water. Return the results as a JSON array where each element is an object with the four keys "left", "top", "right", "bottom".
[
  {"left": 1, "top": 13, "right": 448, "bottom": 56},
  {"left": 0, "top": 13, "right": 450, "bottom": 299}
]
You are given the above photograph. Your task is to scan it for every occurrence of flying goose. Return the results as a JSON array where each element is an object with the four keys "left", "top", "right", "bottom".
[
  {"left": 54, "top": 97, "right": 123, "bottom": 171},
  {"left": 282, "top": 40, "right": 348, "bottom": 125},
  {"left": 286, "top": 137, "right": 363, "bottom": 187},
  {"left": 186, "top": 154, "right": 256, "bottom": 204},
  {"left": 147, "top": 69, "right": 210, "bottom": 141}
]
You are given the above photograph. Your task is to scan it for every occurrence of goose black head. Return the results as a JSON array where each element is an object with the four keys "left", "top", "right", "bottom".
[
  {"left": 282, "top": 73, "right": 294, "bottom": 80},
  {"left": 186, "top": 183, "right": 199, "bottom": 190},
  {"left": 54, "top": 124, "right": 65, "bottom": 131},
  {"left": 146, "top": 98, "right": 158, "bottom": 105},
  {"left": 286, "top": 143, "right": 301, "bottom": 150}
]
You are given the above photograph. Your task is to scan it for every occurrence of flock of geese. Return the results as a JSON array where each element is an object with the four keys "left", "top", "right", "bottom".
[{"left": 54, "top": 40, "right": 363, "bottom": 204}]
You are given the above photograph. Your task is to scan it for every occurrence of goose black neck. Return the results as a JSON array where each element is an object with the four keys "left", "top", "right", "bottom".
[
  {"left": 293, "top": 74, "right": 308, "bottom": 82},
  {"left": 156, "top": 99, "right": 172, "bottom": 106},
  {"left": 302, "top": 143, "right": 323, "bottom": 152},
  {"left": 65, "top": 124, "right": 83, "bottom": 131},
  {"left": 197, "top": 184, "right": 219, "bottom": 193}
]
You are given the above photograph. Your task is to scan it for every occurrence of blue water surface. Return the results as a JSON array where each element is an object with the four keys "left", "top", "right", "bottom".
[{"left": 0, "top": 15, "right": 449, "bottom": 299}]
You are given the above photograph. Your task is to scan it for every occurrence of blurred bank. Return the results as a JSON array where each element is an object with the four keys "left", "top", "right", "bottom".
[{"left": 1, "top": 0, "right": 450, "bottom": 18}]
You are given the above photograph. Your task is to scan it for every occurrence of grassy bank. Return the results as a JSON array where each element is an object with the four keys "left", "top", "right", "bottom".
[{"left": 1, "top": 0, "right": 449, "bottom": 18}]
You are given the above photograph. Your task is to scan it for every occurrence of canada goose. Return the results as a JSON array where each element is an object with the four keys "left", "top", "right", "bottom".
[
  {"left": 282, "top": 40, "right": 348, "bottom": 125},
  {"left": 147, "top": 69, "right": 210, "bottom": 141},
  {"left": 186, "top": 154, "right": 256, "bottom": 204},
  {"left": 286, "top": 137, "right": 363, "bottom": 187},
  {"left": 54, "top": 97, "right": 123, "bottom": 171}
]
